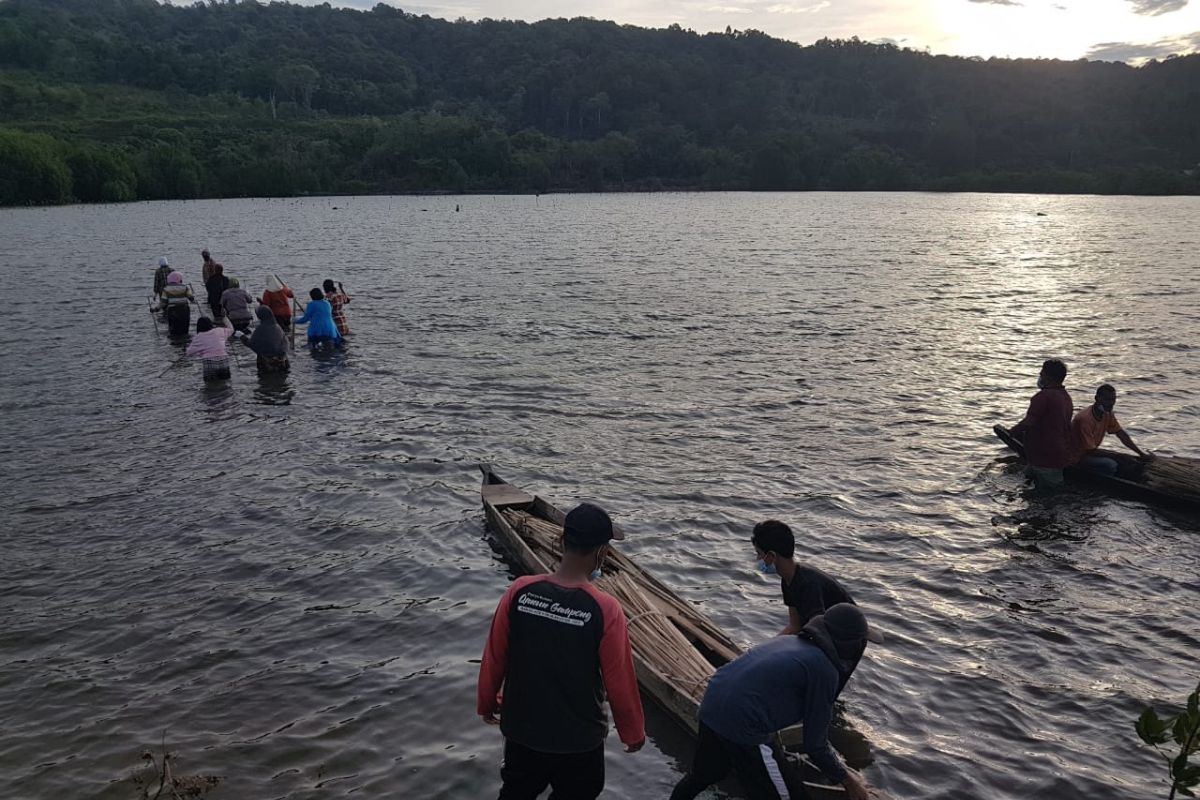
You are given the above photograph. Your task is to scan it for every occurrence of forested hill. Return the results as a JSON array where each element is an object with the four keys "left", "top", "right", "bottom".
[{"left": 2, "top": 0, "right": 1199, "bottom": 205}]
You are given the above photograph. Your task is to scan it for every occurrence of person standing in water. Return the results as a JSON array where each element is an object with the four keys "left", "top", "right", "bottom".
[
  {"left": 239, "top": 305, "right": 289, "bottom": 373},
  {"left": 477, "top": 503, "right": 645, "bottom": 800},
  {"left": 153, "top": 257, "right": 173, "bottom": 298},
  {"left": 205, "top": 263, "right": 230, "bottom": 322},
  {"left": 261, "top": 275, "right": 294, "bottom": 330},
  {"left": 752, "top": 520, "right": 856, "bottom": 635},
  {"left": 323, "top": 279, "right": 352, "bottom": 337},
  {"left": 294, "top": 288, "right": 344, "bottom": 350},
  {"left": 201, "top": 250, "right": 222, "bottom": 283},
  {"left": 185, "top": 317, "right": 235, "bottom": 381},
  {"left": 220, "top": 278, "right": 255, "bottom": 333},
  {"left": 159, "top": 271, "right": 194, "bottom": 336}
]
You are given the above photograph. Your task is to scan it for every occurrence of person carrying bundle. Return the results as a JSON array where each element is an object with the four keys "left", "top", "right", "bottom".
[
  {"left": 477, "top": 502, "right": 645, "bottom": 800},
  {"left": 322, "top": 279, "right": 352, "bottom": 337},
  {"left": 294, "top": 288, "right": 344, "bottom": 350},
  {"left": 220, "top": 278, "right": 255, "bottom": 333},
  {"left": 669, "top": 604, "right": 881, "bottom": 800},
  {"left": 238, "top": 305, "right": 290, "bottom": 374},
  {"left": 152, "top": 257, "right": 173, "bottom": 298},
  {"left": 185, "top": 317, "right": 235, "bottom": 381},
  {"left": 158, "top": 271, "right": 194, "bottom": 336}
]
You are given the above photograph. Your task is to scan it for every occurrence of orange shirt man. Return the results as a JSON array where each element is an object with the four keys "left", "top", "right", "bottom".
[{"left": 1071, "top": 384, "right": 1151, "bottom": 476}]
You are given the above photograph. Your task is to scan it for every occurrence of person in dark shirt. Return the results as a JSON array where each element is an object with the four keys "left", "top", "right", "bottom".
[
  {"left": 1009, "top": 358, "right": 1074, "bottom": 489},
  {"left": 477, "top": 502, "right": 645, "bottom": 800},
  {"left": 669, "top": 603, "right": 880, "bottom": 800},
  {"left": 752, "top": 520, "right": 855, "bottom": 635}
]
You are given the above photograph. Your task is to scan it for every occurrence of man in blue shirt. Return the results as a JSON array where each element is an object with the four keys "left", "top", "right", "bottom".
[{"left": 669, "top": 603, "right": 881, "bottom": 800}]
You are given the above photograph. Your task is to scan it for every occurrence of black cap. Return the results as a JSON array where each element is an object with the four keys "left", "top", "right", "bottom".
[
  {"left": 563, "top": 502, "right": 623, "bottom": 545},
  {"left": 822, "top": 603, "right": 884, "bottom": 644}
]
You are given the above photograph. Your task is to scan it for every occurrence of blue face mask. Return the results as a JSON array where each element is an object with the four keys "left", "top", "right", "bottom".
[
  {"left": 589, "top": 568, "right": 603, "bottom": 581},
  {"left": 757, "top": 559, "right": 777, "bottom": 576}
]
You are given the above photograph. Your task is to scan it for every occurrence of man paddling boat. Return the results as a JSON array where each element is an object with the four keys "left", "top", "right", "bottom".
[{"left": 477, "top": 502, "right": 645, "bottom": 800}]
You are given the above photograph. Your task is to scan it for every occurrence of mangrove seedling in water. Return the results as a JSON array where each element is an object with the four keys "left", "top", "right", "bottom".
[{"left": 1136, "top": 681, "right": 1200, "bottom": 798}]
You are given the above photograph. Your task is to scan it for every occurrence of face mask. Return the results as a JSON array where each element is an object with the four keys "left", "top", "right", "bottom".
[
  {"left": 757, "top": 559, "right": 777, "bottom": 576},
  {"left": 589, "top": 568, "right": 603, "bottom": 581}
]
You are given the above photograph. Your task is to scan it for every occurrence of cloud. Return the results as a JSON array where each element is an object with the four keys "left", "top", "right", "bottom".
[
  {"left": 766, "top": 0, "right": 832, "bottom": 12},
  {"left": 1126, "top": 0, "right": 1187, "bottom": 14},
  {"left": 967, "top": 0, "right": 1023, "bottom": 6},
  {"left": 705, "top": 4, "right": 754, "bottom": 12},
  {"left": 1086, "top": 31, "right": 1200, "bottom": 60}
]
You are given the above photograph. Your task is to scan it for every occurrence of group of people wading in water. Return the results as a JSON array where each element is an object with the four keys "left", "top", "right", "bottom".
[{"left": 152, "top": 249, "right": 352, "bottom": 381}]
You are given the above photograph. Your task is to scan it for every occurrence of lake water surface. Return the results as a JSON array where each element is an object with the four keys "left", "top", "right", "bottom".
[{"left": 1, "top": 192, "right": 1198, "bottom": 800}]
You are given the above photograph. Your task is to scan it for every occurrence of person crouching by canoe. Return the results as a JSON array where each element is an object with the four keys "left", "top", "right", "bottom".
[
  {"left": 186, "top": 317, "right": 235, "bottom": 381},
  {"left": 261, "top": 275, "right": 294, "bottom": 330},
  {"left": 1071, "top": 384, "right": 1153, "bottom": 476},
  {"left": 220, "top": 278, "right": 255, "bottom": 333},
  {"left": 205, "top": 263, "right": 230, "bottom": 322},
  {"left": 753, "top": 520, "right": 855, "bottom": 635},
  {"left": 322, "top": 279, "right": 351, "bottom": 336},
  {"left": 477, "top": 503, "right": 646, "bottom": 800},
  {"left": 669, "top": 603, "right": 879, "bottom": 800},
  {"left": 159, "top": 271, "right": 194, "bottom": 336},
  {"left": 238, "top": 305, "right": 290, "bottom": 373},
  {"left": 294, "top": 288, "right": 344, "bottom": 350},
  {"left": 1008, "top": 359, "right": 1073, "bottom": 489},
  {"left": 153, "top": 257, "right": 172, "bottom": 298}
]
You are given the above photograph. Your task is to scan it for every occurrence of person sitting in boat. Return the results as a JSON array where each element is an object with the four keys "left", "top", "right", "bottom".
[
  {"left": 261, "top": 275, "right": 294, "bottom": 330},
  {"left": 294, "top": 288, "right": 344, "bottom": 350},
  {"left": 752, "top": 520, "right": 856, "bottom": 635},
  {"left": 239, "top": 305, "right": 290, "bottom": 373},
  {"left": 1008, "top": 359, "right": 1074, "bottom": 489},
  {"left": 205, "top": 263, "right": 230, "bottom": 322},
  {"left": 323, "top": 279, "right": 351, "bottom": 337},
  {"left": 185, "top": 317, "right": 235, "bottom": 381},
  {"left": 152, "top": 256, "right": 173, "bottom": 298},
  {"left": 1071, "top": 384, "right": 1153, "bottom": 476},
  {"left": 158, "top": 271, "right": 194, "bottom": 336},
  {"left": 477, "top": 503, "right": 645, "bottom": 800},
  {"left": 220, "top": 278, "right": 256, "bottom": 333},
  {"left": 669, "top": 603, "right": 879, "bottom": 800}
]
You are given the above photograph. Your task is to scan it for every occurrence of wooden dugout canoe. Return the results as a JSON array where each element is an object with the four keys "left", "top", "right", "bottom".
[
  {"left": 994, "top": 425, "right": 1200, "bottom": 510},
  {"left": 478, "top": 465, "right": 881, "bottom": 798}
]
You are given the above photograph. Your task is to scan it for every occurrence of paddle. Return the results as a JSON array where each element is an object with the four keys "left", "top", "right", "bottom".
[
  {"left": 146, "top": 296, "right": 160, "bottom": 334},
  {"left": 273, "top": 273, "right": 297, "bottom": 350}
]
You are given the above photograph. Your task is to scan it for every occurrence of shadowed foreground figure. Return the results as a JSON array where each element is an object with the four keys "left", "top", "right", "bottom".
[
  {"left": 477, "top": 503, "right": 645, "bottom": 800},
  {"left": 239, "top": 305, "right": 289, "bottom": 373},
  {"left": 669, "top": 604, "right": 880, "bottom": 800}
]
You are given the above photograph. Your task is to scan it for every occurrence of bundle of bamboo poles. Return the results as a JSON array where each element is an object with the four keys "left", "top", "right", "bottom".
[
  {"left": 597, "top": 571, "right": 715, "bottom": 701},
  {"left": 1145, "top": 455, "right": 1200, "bottom": 499}
]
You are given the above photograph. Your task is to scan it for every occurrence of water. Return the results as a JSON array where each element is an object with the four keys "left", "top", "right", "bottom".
[{"left": 1, "top": 192, "right": 1197, "bottom": 800}]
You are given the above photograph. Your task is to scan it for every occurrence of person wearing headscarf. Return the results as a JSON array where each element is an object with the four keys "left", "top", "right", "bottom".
[
  {"left": 153, "top": 257, "right": 173, "bottom": 298},
  {"left": 185, "top": 317, "right": 235, "bottom": 381},
  {"left": 261, "top": 275, "right": 295, "bottom": 330},
  {"left": 294, "top": 287, "right": 344, "bottom": 350},
  {"left": 159, "top": 271, "right": 194, "bottom": 336},
  {"left": 322, "top": 278, "right": 352, "bottom": 336},
  {"left": 220, "top": 278, "right": 255, "bottom": 333},
  {"left": 205, "top": 263, "right": 230, "bottom": 321},
  {"left": 201, "top": 249, "right": 222, "bottom": 283},
  {"left": 239, "top": 305, "right": 290, "bottom": 373}
]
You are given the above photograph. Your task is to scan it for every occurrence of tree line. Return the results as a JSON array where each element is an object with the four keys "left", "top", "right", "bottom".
[{"left": 1, "top": 0, "right": 1198, "bottom": 205}]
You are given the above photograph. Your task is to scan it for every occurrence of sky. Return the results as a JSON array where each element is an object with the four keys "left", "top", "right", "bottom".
[{"left": 266, "top": 0, "right": 1200, "bottom": 61}]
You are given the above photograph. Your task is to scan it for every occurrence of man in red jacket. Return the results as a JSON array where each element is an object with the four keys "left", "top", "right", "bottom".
[{"left": 478, "top": 502, "right": 645, "bottom": 799}]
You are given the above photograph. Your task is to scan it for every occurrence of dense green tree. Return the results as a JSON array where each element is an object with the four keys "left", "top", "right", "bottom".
[{"left": 0, "top": 128, "right": 71, "bottom": 204}]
